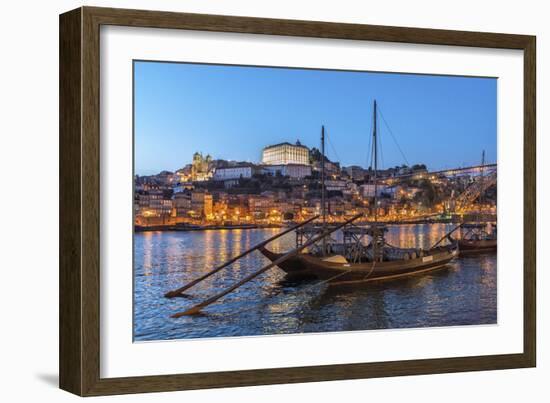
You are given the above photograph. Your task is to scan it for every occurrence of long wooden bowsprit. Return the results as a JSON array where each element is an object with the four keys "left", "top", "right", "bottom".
[
  {"left": 429, "top": 224, "right": 462, "bottom": 249},
  {"left": 171, "top": 213, "right": 363, "bottom": 317},
  {"left": 164, "top": 215, "right": 320, "bottom": 298}
]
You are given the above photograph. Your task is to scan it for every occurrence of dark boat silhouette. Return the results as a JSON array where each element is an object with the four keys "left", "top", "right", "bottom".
[
  {"left": 450, "top": 151, "right": 497, "bottom": 255},
  {"left": 452, "top": 223, "right": 497, "bottom": 255},
  {"left": 259, "top": 242, "right": 457, "bottom": 284}
]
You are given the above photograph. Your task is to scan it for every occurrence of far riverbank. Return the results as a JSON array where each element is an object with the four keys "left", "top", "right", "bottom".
[
  {"left": 135, "top": 223, "right": 284, "bottom": 233},
  {"left": 134, "top": 217, "right": 493, "bottom": 233}
]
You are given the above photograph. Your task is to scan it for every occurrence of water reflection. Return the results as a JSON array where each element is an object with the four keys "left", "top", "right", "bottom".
[{"left": 133, "top": 223, "right": 497, "bottom": 341}]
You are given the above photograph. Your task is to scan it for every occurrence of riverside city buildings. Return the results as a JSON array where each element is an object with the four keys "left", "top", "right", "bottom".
[{"left": 134, "top": 138, "right": 465, "bottom": 226}]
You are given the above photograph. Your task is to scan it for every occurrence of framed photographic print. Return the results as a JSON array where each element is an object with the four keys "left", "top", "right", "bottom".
[{"left": 59, "top": 6, "right": 536, "bottom": 396}]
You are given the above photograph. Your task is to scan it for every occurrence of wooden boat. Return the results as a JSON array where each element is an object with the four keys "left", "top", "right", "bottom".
[
  {"left": 259, "top": 243, "right": 457, "bottom": 284},
  {"left": 260, "top": 100, "right": 458, "bottom": 285},
  {"left": 458, "top": 238, "right": 497, "bottom": 253},
  {"left": 452, "top": 223, "right": 497, "bottom": 255}
]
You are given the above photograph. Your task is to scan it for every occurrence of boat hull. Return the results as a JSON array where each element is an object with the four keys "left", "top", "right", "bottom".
[
  {"left": 259, "top": 246, "right": 458, "bottom": 285},
  {"left": 458, "top": 239, "right": 497, "bottom": 255}
]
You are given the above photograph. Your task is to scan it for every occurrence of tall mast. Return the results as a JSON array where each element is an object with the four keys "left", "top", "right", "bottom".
[
  {"left": 373, "top": 100, "right": 378, "bottom": 224},
  {"left": 321, "top": 125, "right": 327, "bottom": 255},
  {"left": 371, "top": 100, "right": 382, "bottom": 263},
  {"left": 479, "top": 149, "right": 485, "bottom": 222}
]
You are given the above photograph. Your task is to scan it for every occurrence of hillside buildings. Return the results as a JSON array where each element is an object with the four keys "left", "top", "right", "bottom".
[{"left": 134, "top": 138, "right": 487, "bottom": 227}]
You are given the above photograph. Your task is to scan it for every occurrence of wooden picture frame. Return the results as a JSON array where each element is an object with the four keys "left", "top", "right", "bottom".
[{"left": 59, "top": 6, "right": 536, "bottom": 396}]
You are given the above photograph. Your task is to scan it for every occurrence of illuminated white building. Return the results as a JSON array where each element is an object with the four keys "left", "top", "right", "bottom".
[
  {"left": 262, "top": 141, "right": 310, "bottom": 166},
  {"left": 213, "top": 165, "right": 257, "bottom": 181}
]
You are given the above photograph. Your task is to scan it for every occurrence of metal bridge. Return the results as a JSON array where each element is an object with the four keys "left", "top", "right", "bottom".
[
  {"left": 429, "top": 163, "right": 497, "bottom": 178},
  {"left": 386, "top": 163, "right": 497, "bottom": 182},
  {"left": 382, "top": 163, "right": 497, "bottom": 213},
  {"left": 453, "top": 170, "right": 497, "bottom": 212}
]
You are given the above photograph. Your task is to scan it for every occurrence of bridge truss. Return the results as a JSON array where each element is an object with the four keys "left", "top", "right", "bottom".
[{"left": 453, "top": 169, "right": 497, "bottom": 212}]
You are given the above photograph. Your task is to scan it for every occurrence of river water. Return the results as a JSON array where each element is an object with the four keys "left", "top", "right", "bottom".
[{"left": 133, "top": 223, "right": 496, "bottom": 341}]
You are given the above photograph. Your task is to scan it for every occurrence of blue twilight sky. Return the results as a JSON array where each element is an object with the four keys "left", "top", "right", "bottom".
[{"left": 134, "top": 61, "right": 497, "bottom": 176}]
